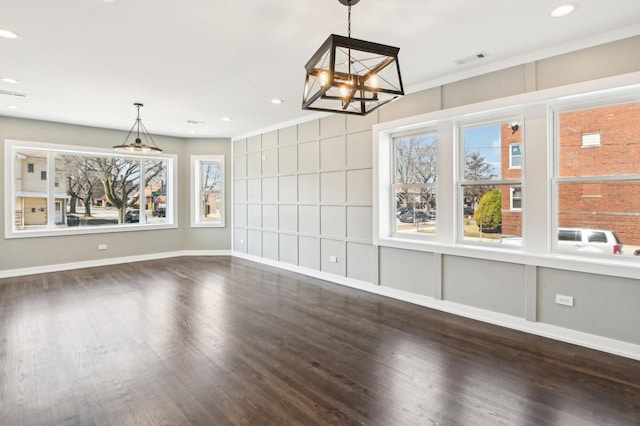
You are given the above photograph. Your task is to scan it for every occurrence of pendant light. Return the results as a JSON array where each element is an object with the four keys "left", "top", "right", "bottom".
[
  {"left": 113, "top": 103, "right": 163, "bottom": 154},
  {"left": 302, "top": 0, "right": 404, "bottom": 115}
]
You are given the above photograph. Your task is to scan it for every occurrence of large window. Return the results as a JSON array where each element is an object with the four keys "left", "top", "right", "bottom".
[
  {"left": 554, "top": 101, "right": 640, "bottom": 257},
  {"left": 374, "top": 77, "right": 640, "bottom": 275},
  {"left": 460, "top": 119, "right": 523, "bottom": 244},
  {"left": 191, "top": 155, "right": 225, "bottom": 227},
  {"left": 5, "top": 140, "right": 176, "bottom": 238},
  {"left": 392, "top": 131, "right": 438, "bottom": 237}
]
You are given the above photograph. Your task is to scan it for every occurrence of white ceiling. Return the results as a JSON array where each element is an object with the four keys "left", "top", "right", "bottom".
[{"left": 1, "top": 0, "right": 640, "bottom": 139}]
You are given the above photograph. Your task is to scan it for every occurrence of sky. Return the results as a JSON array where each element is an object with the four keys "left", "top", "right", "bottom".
[{"left": 463, "top": 124, "right": 502, "bottom": 179}]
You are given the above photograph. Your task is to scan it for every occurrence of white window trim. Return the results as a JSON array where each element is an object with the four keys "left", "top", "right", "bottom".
[
  {"left": 510, "top": 186, "right": 522, "bottom": 211},
  {"left": 4, "top": 139, "right": 177, "bottom": 239},
  {"left": 373, "top": 71, "right": 640, "bottom": 280},
  {"left": 191, "top": 155, "right": 225, "bottom": 228}
]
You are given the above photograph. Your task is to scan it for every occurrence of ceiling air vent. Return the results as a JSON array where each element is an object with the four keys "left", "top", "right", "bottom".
[
  {"left": 0, "top": 89, "right": 28, "bottom": 98},
  {"left": 454, "top": 52, "right": 488, "bottom": 65}
]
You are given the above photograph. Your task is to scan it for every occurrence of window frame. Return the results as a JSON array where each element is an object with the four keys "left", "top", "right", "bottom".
[
  {"left": 4, "top": 139, "right": 177, "bottom": 239},
  {"left": 190, "top": 155, "right": 225, "bottom": 228},
  {"left": 373, "top": 72, "right": 640, "bottom": 279},
  {"left": 551, "top": 98, "right": 640, "bottom": 256},
  {"left": 391, "top": 128, "right": 439, "bottom": 239},
  {"left": 509, "top": 143, "right": 522, "bottom": 169},
  {"left": 457, "top": 116, "right": 524, "bottom": 246},
  {"left": 510, "top": 186, "right": 522, "bottom": 211}
]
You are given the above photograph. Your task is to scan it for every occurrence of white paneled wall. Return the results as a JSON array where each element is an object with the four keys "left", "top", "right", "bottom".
[{"left": 233, "top": 115, "right": 376, "bottom": 279}]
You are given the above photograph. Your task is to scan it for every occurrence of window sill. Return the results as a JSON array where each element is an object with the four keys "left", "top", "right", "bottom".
[
  {"left": 5, "top": 222, "right": 178, "bottom": 239},
  {"left": 375, "top": 235, "right": 640, "bottom": 280}
]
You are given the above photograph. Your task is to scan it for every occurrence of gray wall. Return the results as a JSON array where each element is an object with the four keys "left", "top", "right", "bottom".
[
  {"left": 233, "top": 114, "right": 378, "bottom": 284},
  {"left": 0, "top": 116, "right": 231, "bottom": 271},
  {"left": 232, "top": 35, "right": 640, "bottom": 347}
]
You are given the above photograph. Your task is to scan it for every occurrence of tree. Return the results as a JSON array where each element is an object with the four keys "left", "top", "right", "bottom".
[
  {"left": 90, "top": 157, "right": 164, "bottom": 223},
  {"left": 200, "top": 162, "right": 221, "bottom": 216},
  {"left": 395, "top": 135, "right": 437, "bottom": 208},
  {"left": 464, "top": 151, "right": 497, "bottom": 208},
  {"left": 474, "top": 188, "right": 502, "bottom": 233},
  {"left": 58, "top": 156, "right": 101, "bottom": 217}
]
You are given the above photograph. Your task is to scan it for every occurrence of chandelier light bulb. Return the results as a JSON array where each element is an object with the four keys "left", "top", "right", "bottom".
[{"left": 319, "top": 71, "right": 329, "bottom": 86}]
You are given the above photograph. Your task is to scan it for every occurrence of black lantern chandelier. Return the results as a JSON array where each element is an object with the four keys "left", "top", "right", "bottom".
[
  {"left": 113, "top": 103, "right": 163, "bottom": 154},
  {"left": 302, "top": 0, "right": 404, "bottom": 116}
]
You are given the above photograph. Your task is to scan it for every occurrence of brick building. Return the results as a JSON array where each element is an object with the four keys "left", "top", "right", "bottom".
[{"left": 501, "top": 102, "right": 640, "bottom": 245}]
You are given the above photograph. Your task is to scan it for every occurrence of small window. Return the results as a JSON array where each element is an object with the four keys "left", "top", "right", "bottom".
[
  {"left": 582, "top": 133, "right": 601, "bottom": 147},
  {"left": 27, "top": 163, "right": 34, "bottom": 173},
  {"left": 41, "top": 171, "right": 47, "bottom": 180},
  {"left": 191, "top": 155, "right": 225, "bottom": 227},
  {"left": 510, "top": 186, "right": 522, "bottom": 210},
  {"left": 588, "top": 231, "right": 607, "bottom": 243},
  {"left": 509, "top": 143, "right": 522, "bottom": 169}
]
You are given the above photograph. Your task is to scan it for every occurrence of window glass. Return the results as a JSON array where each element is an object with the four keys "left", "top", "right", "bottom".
[
  {"left": 559, "top": 102, "right": 640, "bottom": 178},
  {"left": 461, "top": 121, "right": 523, "bottom": 244},
  {"left": 509, "top": 144, "right": 522, "bottom": 169},
  {"left": 510, "top": 186, "right": 522, "bottom": 210},
  {"left": 558, "top": 229, "right": 580, "bottom": 241},
  {"left": 556, "top": 102, "right": 640, "bottom": 256},
  {"left": 393, "top": 132, "right": 437, "bottom": 236},
  {"left": 588, "top": 231, "right": 607, "bottom": 243},
  {"left": 146, "top": 159, "right": 169, "bottom": 224}
]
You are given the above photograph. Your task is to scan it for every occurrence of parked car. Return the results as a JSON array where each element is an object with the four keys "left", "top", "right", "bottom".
[
  {"left": 125, "top": 209, "right": 140, "bottom": 223},
  {"left": 557, "top": 228, "right": 622, "bottom": 255},
  {"left": 397, "top": 207, "right": 412, "bottom": 217},
  {"left": 153, "top": 207, "right": 166, "bottom": 217},
  {"left": 427, "top": 208, "right": 436, "bottom": 220},
  {"left": 464, "top": 206, "right": 474, "bottom": 216},
  {"left": 399, "top": 210, "right": 429, "bottom": 223}
]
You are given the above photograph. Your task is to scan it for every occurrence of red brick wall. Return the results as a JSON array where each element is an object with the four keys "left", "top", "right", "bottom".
[
  {"left": 558, "top": 103, "right": 640, "bottom": 245},
  {"left": 500, "top": 103, "right": 640, "bottom": 245},
  {"left": 559, "top": 103, "right": 640, "bottom": 177}
]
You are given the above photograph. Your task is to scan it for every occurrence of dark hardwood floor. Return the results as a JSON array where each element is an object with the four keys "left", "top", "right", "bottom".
[{"left": 0, "top": 256, "right": 639, "bottom": 425}]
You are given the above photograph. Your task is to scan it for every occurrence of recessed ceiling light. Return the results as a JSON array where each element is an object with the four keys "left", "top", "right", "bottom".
[
  {"left": 222, "top": 117, "right": 232, "bottom": 122},
  {"left": 188, "top": 130, "right": 196, "bottom": 134},
  {"left": 5, "top": 105, "right": 19, "bottom": 110},
  {"left": 551, "top": 3, "right": 577, "bottom": 17},
  {"left": 271, "top": 99, "right": 283, "bottom": 105},
  {"left": 0, "top": 28, "right": 20, "bottom": 39},
  {"left": 0, "top": 77, "right": 19, "bottom": 84}
]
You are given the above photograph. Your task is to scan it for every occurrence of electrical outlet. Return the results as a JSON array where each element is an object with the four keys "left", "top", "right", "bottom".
[
  {"left": 329, "top": 256, "right": 337, "bottom": 263},
  {"left": 555, "top": 294, "right": 574, "bottom": 307},
  {"left": 98, "top": 244, "right": 107, "bottom": 250}
]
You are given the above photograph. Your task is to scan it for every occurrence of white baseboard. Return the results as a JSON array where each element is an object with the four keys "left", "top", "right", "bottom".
[
  {"left": 233, "top": 251, "right": 640, "bottom": 361},
  {"left": 0, "top": 250, "right": 232, "bottom": 279}
]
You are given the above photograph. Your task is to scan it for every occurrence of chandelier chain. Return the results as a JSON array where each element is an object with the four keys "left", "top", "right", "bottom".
[{"left": 348, "top": 3, "right": 351, "bottom": 38}]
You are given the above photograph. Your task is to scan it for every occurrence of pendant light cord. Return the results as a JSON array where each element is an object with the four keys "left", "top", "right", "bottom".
[{"left": 348, "top": 3, "right": 351, "bottom": 38}]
